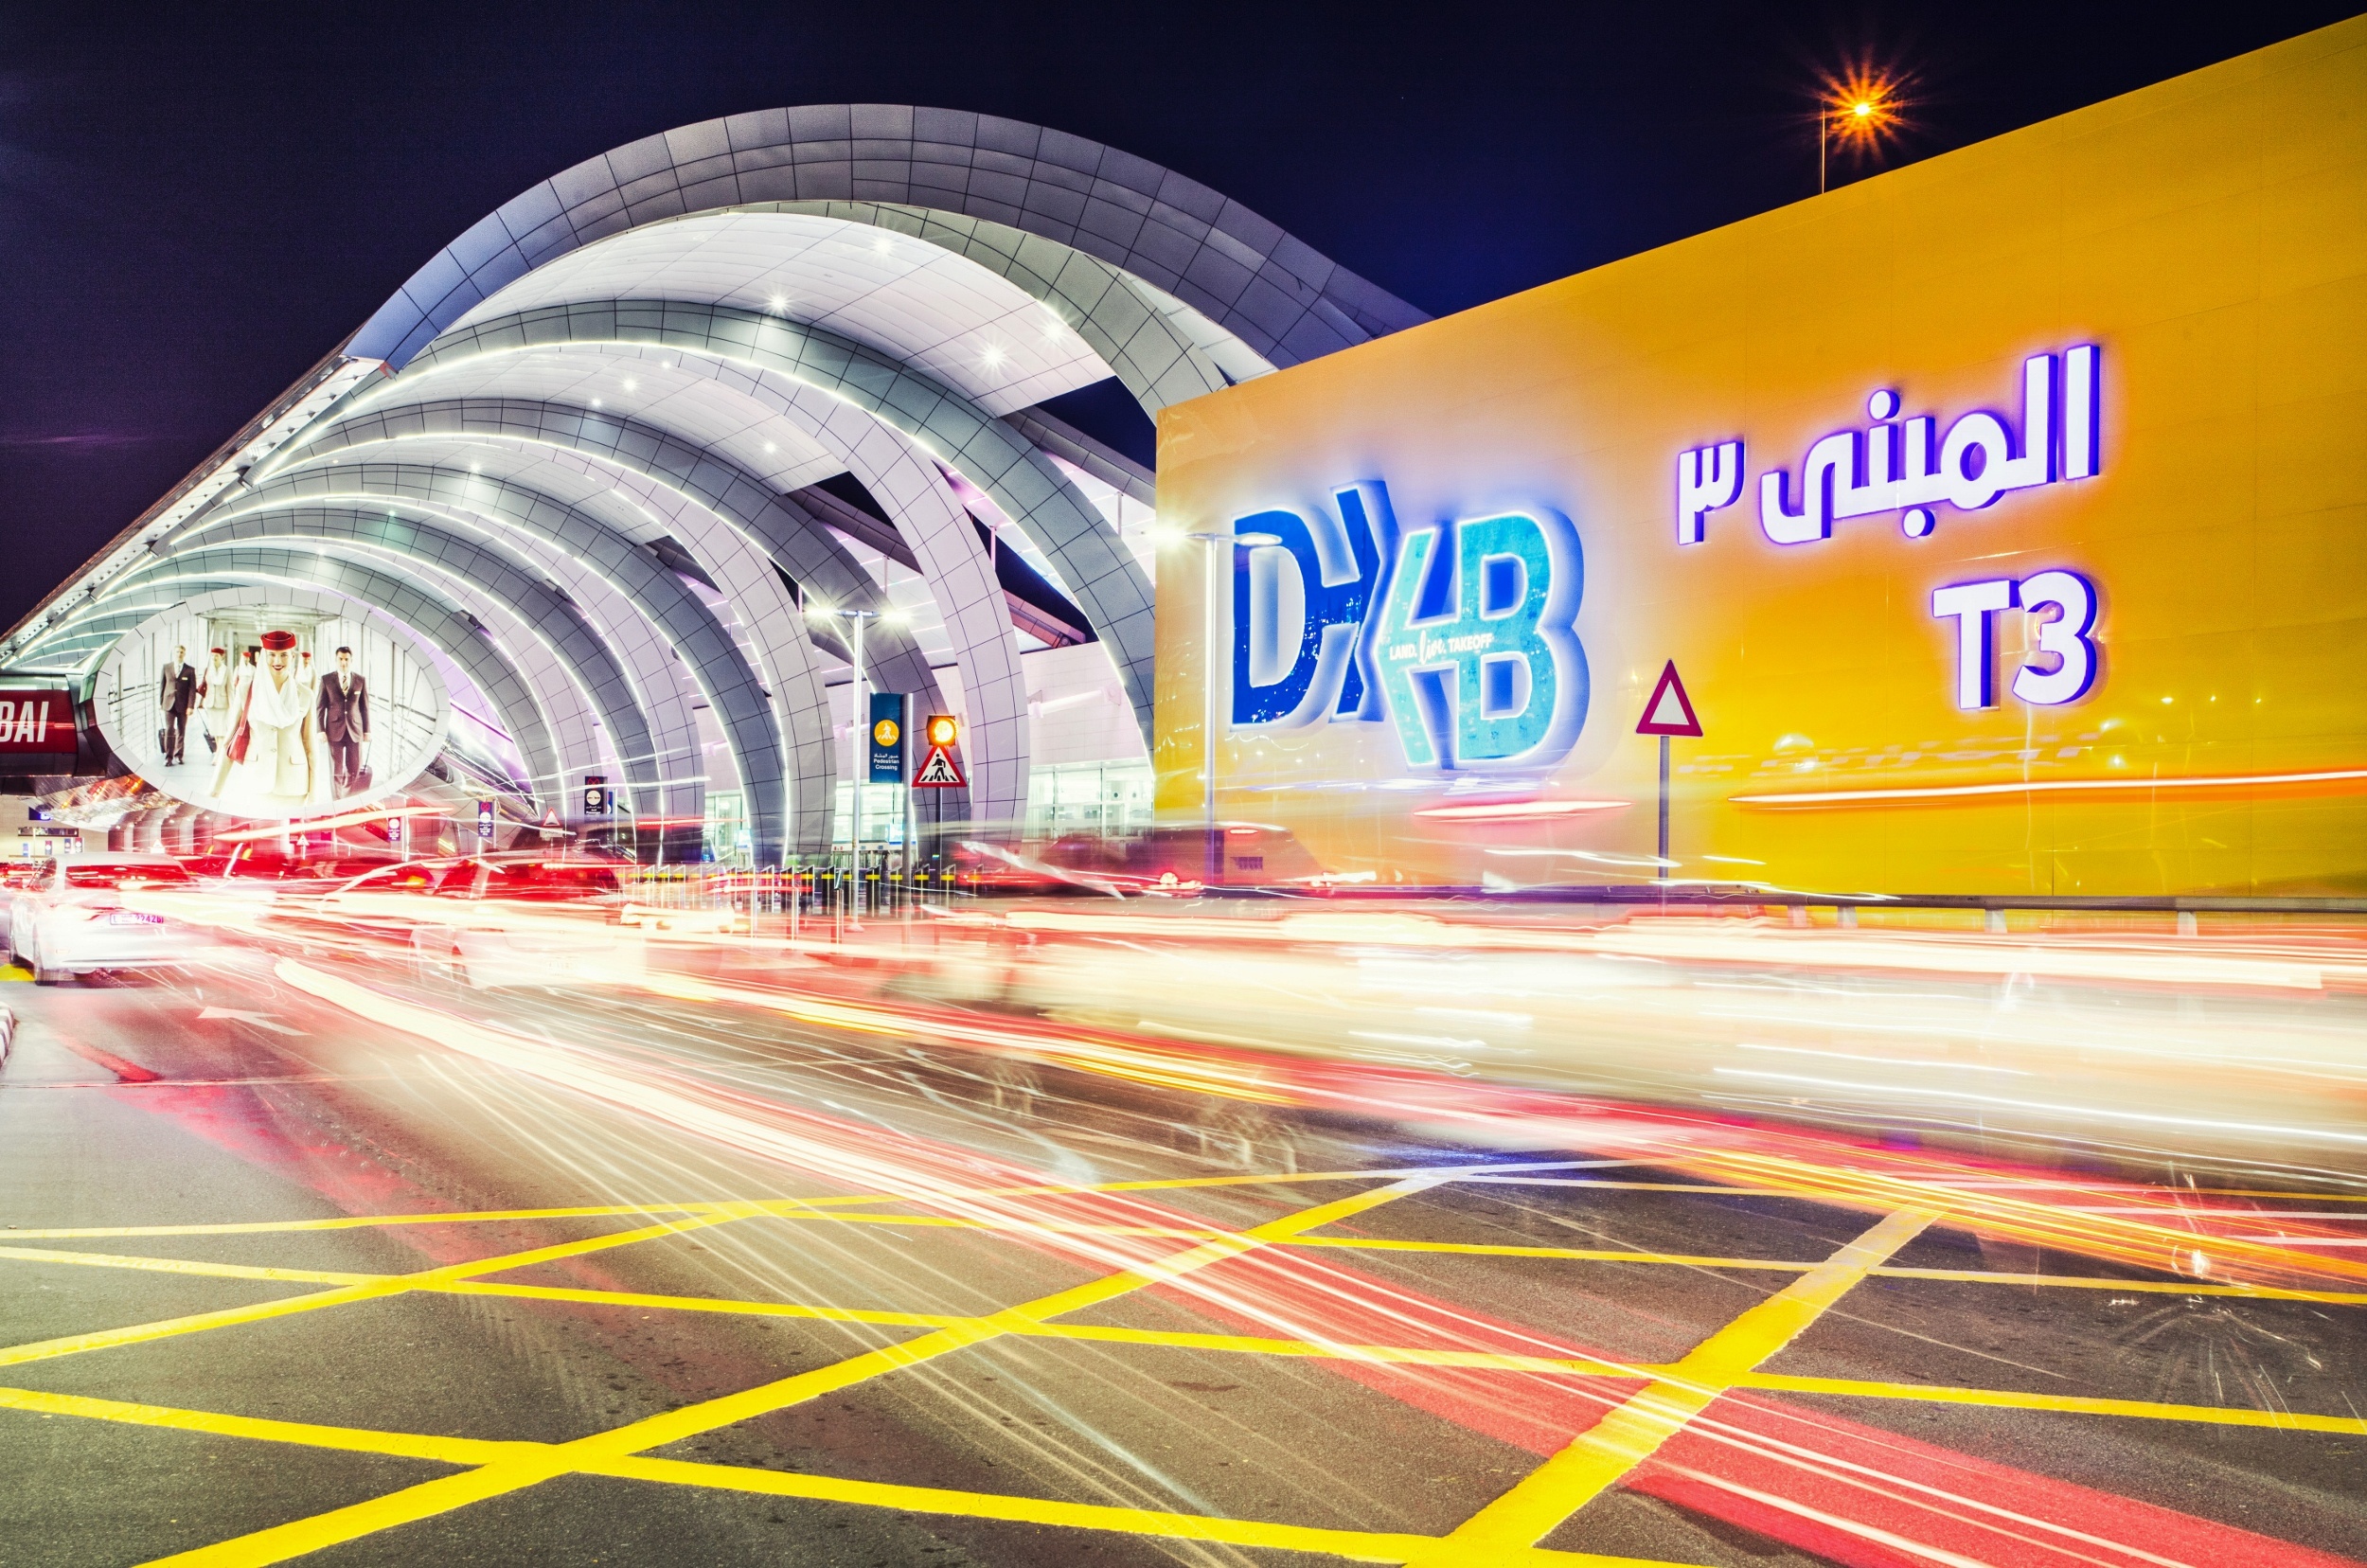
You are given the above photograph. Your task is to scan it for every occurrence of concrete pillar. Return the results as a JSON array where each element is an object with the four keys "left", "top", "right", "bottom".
[{"left": 165, "top": 804, "right": 204, "bottom": 854}]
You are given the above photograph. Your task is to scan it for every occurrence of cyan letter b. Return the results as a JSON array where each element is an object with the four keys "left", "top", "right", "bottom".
[{"left": 1374, "top": 509, "right": 1586, "bottom": 769}]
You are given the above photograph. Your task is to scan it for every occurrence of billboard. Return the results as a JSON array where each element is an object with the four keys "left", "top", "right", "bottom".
[
  {"left": 92, "top": 600, "right": 450, "bottom": 821},
  {"left": 0, "top": 690, "right": 76, "bottom": 756},
  {"left": 1152, "top": 20, "right": 2367, "bottom": 898}
]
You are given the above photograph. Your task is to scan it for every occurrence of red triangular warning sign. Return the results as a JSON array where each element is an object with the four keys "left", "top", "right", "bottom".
[
  {"left": 912, "top": 744, "right": 967, "bottom": 788},
  {"left": 1634, "top": 660, "right": 1703, "bottom": 737}
]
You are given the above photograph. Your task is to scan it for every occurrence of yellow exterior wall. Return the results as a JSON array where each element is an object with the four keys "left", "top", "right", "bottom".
[{"left": 1151, "top": 16, "right": 2367, "bottom": 897}]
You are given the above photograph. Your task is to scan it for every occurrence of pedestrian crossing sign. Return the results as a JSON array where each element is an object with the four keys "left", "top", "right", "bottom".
[{"left": 912, "top": 743, "right": 966, "bottom": 788}]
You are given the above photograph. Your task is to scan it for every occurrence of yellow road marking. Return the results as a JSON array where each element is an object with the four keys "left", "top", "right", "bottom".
[
  {"left": 9, "top": 1225, "right": 2362, "bottom": 1335},
  {"left": 0, "top": 1160, "right": 1565, "bottom": 1241},
  {"left": 1301, "top": 1236, "right": 2367, "bottom": 1304},
  {"left": 3, "top": 1176, "right": 2342, "bottom": 1568},
  {"left": 0, "top": 1158, "right": 1568, "bottom": 1373},
  {"left": 13, "top": 1241, "right": 2355, "bottom": 1437},
  {"left": 15, "top": 1165, "right": 2358, "bottom": 1237},
  {"left": 0, "top": 1193, "right": 963, "bottom": 1242},
  {"left": 589, "top": 1452, "right": 1436, "bottom": 1560},
  {"left": 0, "top": 1383, "right": 1685, "bottom": 1567},
  {"left": 0, "top": 1281, "right": 399, "bottom": 1369},
  {"left": 0, "top": 1210, "right": 756, "bottom": 1368},
  {"left": 39, "top": 1359, "right": 2345, "bottom": 1561},
  {"left": 1673, "top": 1148, "right": 2367, "bottom": 1289},
  {"left": 0, "top": 1203, "right": 722, "bottom": 1240},
  {"left": 590, "top": 1454, "right": 1693, "bottom": 1566},
  {"left": 1731, "top": 1372, "right": 2367, "bottom": 1434},
  {"left": 440, "top": 1279, "right": 1644, "bottom": 1377},
  {"left": 1402, "top": 1206, "right": 1935, "bottom": 1566},
  {"left": 735, "top": 1209, "right": 1228, "bottom": 1241},
  {"left": 1010, "top": 1320, "right": 1642, "bottom": 1375},
  {"left": 0, "top": 1244, "right": 376, "bottom": 1287},
  {"left": 141, "top": 1176, "right": 1447, "bottom": 1567},
  {"left": 0, "top": 1384, "right": 529, "bottom": 1466},
  {"left": 1871, "top": 1267, "right": 2367, "bottom": 1304},
  {"left": 438, "top": 1277, "right": 974, "bottom": 1327},
  {"left": 1460, "top": 1180, "right": 1827, "bottom": 1195},
  {"left": 1295, "top": 1236, "right": 1824, "bottom": 1270}
]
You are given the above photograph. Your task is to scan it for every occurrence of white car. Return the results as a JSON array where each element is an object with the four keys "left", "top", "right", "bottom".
[
  {"left": 6, "top": 853, "right": 200, "bottom": 984},
  {"left": 398, "top": 857, "right": 650, "bottom": 990}
]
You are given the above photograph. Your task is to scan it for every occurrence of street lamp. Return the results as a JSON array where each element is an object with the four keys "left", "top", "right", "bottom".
[
  {"left": 1183, "top": 528, "right": 1282, "bottom": 887},
  {"left": 807, "top": 601, "right": 884, "bottom": 917},
  {"left": 1819, "top": 74, "right": 1899, "bottom": 194}
]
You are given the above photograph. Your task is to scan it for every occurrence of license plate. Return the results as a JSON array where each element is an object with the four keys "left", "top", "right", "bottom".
[{"left": 106, "top": 912, "right": 164, "bottom": 926}]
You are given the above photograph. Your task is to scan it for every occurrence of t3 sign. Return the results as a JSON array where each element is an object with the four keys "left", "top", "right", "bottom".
[
  {"left": 1675, "top": 342, "right": 2109, "bottom": 712},
  {"left": 1227, "top": 481, "right": 1588, "bottom": 770}
]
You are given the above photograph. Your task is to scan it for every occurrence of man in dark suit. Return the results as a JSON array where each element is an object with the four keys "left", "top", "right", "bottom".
[
  {"left": 315, "top": 646, "right": 370, "bottom": 794},
  {"left": 157, "top": 644, "right": 198, "bottom": 765}
]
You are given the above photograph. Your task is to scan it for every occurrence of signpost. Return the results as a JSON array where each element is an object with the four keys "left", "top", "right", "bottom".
[
  {"left": 910, "top": 716, "right": 963, "bottom": 903},
  {"left": 912, "top": 722, "right": 965, "bottom": 788},
  {"left": 869, "top": 693, "right": 907, "bottom": 905},
  {"left": 1634, "top": 660, "right": 1703, "bottom": 880}
]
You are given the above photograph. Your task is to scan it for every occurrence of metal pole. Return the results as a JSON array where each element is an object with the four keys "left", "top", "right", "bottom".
[
  {"left": 1203, "top": 541, "right": 1219, "bottom": 888},
  {"left": 1180, "top": 528, "right": 1277, "bottom": 890},
  {"left": 850, "top": 612, "right": 865, "bottom": 921},
  {"left": 1658, "top": 733, "right": 1671, "bottom": 906}
]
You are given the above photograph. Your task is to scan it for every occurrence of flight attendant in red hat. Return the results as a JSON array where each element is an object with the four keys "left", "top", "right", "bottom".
[{"left": 211, "top": 630, "right": 319, "bottom": 813}]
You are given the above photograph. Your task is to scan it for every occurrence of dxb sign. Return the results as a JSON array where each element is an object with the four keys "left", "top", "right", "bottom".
[{"left": 1225, "top": 482, "right": 1588, "bottom": 771}]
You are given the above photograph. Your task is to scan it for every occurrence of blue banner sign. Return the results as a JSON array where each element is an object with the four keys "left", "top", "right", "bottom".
[{"left": 867, "top": 692, "right": 907, "bottom": 784}]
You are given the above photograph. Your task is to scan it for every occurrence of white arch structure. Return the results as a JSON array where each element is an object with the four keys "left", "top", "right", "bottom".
[{"left": 1, "top": 108, "right": 1421, "bottom": 860}]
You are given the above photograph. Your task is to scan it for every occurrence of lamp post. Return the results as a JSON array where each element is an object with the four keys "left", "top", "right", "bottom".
[
  {"left": 1820, "top": 87, "right": 1892, "bottom": 194},
  {"left": 1183, "top": 528, "right": 1282, "bottom": 888},
  {"left": 807, "top": 602, "right": 883, "bottom": 918}
]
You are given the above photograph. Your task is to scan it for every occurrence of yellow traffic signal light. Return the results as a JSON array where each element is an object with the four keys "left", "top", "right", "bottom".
[{"left": 926, "top": 714, "right": 958, "bottom": 747}]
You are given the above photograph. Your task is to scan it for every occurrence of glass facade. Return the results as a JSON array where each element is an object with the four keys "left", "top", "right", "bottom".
[
  {"left": 702, "top": 789, "right": 749, "bottom": 864},
  {"left": 810, "top": 765, "right": 1154, "bottom": 858},
  {"left": 828, "top": 781, "right": 908, "bottom": 849},
  {"left": 1023, "top": 760, "right": 1154, "bottom": 841}
]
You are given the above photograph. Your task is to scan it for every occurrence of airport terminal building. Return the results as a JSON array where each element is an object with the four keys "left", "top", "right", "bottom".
[
  {"left": 8, "top": 18, "right": 2364, "bottom": 898},
  {"left": 0, "top": 109, "right": 1424, "bottom": 864},
  {"left": 1158, "top": 17, "right": 2367, "bottom": 900}
]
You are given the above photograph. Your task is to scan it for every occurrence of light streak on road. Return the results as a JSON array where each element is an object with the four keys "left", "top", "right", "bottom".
[
  {"left": 251, "top": 938, "right": 2367, "bottom": 1567},
  {"left": 158, "top": 868, "right": 2367, "bottom": 1277}
]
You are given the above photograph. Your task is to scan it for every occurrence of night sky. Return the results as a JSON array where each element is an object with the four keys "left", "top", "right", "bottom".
[{"left": 2, "top": 2, "right": 2356, "bottom": 633}]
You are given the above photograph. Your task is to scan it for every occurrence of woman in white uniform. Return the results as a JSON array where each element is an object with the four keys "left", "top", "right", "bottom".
[{"left": 210, "top": 630, "right": 321, "bottom": 813}]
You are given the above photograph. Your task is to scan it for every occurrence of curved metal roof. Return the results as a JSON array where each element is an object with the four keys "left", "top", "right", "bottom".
[{"left": 7, "top": 107, "right": 1424, "bottom": 861}]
